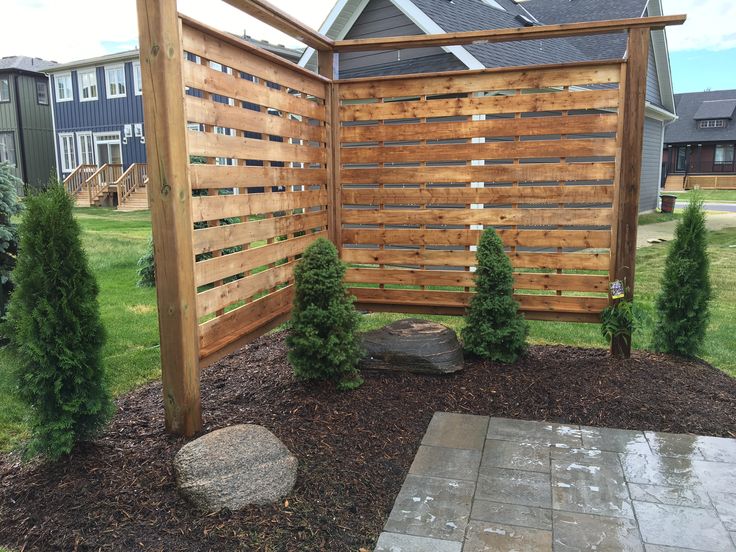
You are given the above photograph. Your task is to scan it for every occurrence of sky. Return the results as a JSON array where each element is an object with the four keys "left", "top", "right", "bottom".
[{"left": 1, "top": 0, "right": 735, "bottom": 94}]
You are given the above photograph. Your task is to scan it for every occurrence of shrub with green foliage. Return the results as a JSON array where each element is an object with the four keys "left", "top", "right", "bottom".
[
  {"left": 462, "top": 227, "right": 528, "bottom": 363},
  {"left": 7, "top": 184, "right": 111, "bottom": 458},
  {"left": 601, "top": 298, "right": 643, "bottom": 358},
  {"left": 137, "top": 235, "right": 156, "bottom": 287},
  {"left": 287, "top": 237, "right": 363, "bottom": 389},
  {"left": 652, "top": 193, "right": 711, "bottom": 357},
  {"left": 0, "top": 163, "right": 22, "bottom": 318}
]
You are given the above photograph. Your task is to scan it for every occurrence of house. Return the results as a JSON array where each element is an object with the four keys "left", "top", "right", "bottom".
[
  {"left": 300, "top": 0, "right": 677, "bottom": 212},
  {"left": 0, "top": 56, "right": 57, "bottom": 190},
  {"left": 662, "top": 89, "right": 736, "bottom": 190}
]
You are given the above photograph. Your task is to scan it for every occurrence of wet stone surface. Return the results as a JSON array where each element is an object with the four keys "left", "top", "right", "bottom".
[{"left": 376, "top": 415, "right": 736, "bottom": 551}]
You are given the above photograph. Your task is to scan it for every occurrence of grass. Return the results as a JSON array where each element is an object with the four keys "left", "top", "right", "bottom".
[
  {"left": 638, "top": 211, "right": 683, "bottom": 225},
  {"left": 669, "top": 189, "right": 736, "bottom": 203},
  {"left": 1, "top": 208, "right": 735, "bottom": 453}
]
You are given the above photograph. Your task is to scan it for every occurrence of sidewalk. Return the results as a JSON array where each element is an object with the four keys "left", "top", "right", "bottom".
[{"left": 637, "top": 212, "right": 736, "bottom": 248}]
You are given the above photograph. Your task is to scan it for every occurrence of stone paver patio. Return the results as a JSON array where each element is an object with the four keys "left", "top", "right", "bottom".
[{"left": 375, "top": 414, "right": 736, "bottom": 551}]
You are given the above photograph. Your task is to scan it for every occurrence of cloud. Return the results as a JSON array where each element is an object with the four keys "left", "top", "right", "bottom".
[{"left": 663, "top": 0, "right": 736, "bottom": 52}]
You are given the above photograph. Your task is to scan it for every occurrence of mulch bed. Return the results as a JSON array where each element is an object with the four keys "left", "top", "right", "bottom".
[{"left": 1, "top": 331, "right": 736, "bottom": 551}]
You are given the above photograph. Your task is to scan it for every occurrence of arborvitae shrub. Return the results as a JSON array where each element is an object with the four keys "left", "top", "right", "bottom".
[
  {"left": 462, "top": 227, "right": 528, "bottom": 363},
  {"left": 0, "top": 163, "right": 22, "bottom": 318},
  {"left": 652, "top": 193, "right": 711, "bottom": 357},
  {"left": 7, "top": 184, "right": 111, "bottom": 458},
  {"left": 287, "top": 237, "right": 363, "bottom": 389},
  {"left": 137, "top": 235, "right": 156, "bottom": 287}
]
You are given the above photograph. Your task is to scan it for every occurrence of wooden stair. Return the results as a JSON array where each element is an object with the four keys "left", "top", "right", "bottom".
[
  {"left": 117, "top": 185, "right": 149, "bottom": 212},
  {"left": 663, "top": 174, "right": 686, "bottom": 191}
]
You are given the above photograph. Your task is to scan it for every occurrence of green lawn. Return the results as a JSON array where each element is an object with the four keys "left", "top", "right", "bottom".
[
  {"left": 1, "top": 209, "right": 734, "bottom": 453},
  {"left": 670, "top": 189, "right": 736, "bottom": 203},
  {"left": 638, "top": 211, "right": 683, "bottom": 225}
]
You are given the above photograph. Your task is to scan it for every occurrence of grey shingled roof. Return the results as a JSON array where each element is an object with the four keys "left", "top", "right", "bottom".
[
  {"left": 693, "top": 99, "right": 736, "bottom": 120},
  {"left": 340, "top": 52, "right": 466, "bottom": 78},
  {"left": 0, "top": 55, "right": 57, "bottom": 74},
  {"left": 665, "top": 90, "right": 736, "bottom": 144}
]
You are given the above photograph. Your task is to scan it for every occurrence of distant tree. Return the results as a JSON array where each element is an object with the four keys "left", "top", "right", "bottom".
[
  {"left": 7, "top": 184, "right": 111, "bottom": 458},
  {"left": 462, "top": 227, "right": 528, "bottom": 363},
  {"left": 652, "top": 193, "right": 711, "bottom": 357},
  {"left": 0, "top": 163, "right": 22, "bottom": 319},
  {"left": 287, "top": 237, "right": 363, "bottom": 390}
]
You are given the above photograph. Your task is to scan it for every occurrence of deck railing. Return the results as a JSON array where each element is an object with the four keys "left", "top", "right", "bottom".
[
  {"left": 86, "top": 163, "right": 123, "bottom": 204},
  {"left": 63, "top": 164, "right": 97, "bottom": 195},
  {"left": 116, "top": 163, "right": 148, "bottom": 207}
]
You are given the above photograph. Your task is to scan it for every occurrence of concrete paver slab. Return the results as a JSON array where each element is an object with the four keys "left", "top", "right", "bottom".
[
  {"left": 627, "top": 482, "right": 711, "bottom": 508},
  {"left": 422, "top": 412, "right": 489, "bottom": 451},
  {"left": 374, "top": 532, "right": 462, "bottom": 552},
  {"left": 469, "top": 499, "right": 552, "bottom": 531},
  {"left": 409, "top": 445, "right": 482, "bottom": 481},
  {"left": 464, "top": 521, "right": 552, "bottom": 551},
  {"left": 486, "top": 417, "right": 582, "bottom": 447},
  {"left": 481, "top": 440, "right": 549, "bottom": 473},
  {"left": 553, "top": 511, "right": 644, "bottom": 551},
  {"left": 475, "top": 467, "right": 551, "bottom": 508},
  {"left": 581, "top": 426, "right": 651, "bottom": 454},
  {"left": 710, "top": 492, "right": 736, "bottom": 531}
]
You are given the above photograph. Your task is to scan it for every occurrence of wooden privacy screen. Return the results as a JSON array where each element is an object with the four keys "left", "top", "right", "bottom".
[
  {"left": 180, "top": 18, "right": 331, "bottom": 362},
  {"left": 338, "top": 63, "right": 621, "bottom": 322}
]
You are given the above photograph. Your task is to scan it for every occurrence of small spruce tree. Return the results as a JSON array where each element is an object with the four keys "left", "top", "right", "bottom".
[
  {"left": 0, "top": 163, "right": 22, "bottom": 318},
  {"left": 462, "top": 227, "right": 528, "bottom": 363},
  {"left": 7, "top": 184, "right": 111, "bottom": 458},
  {"left": 137, "top": 235, "right": 156, "bottom": 287},
  {"left": 287, "top": 237, "right": 363, "bottom": 389},
  {"left": 652, "top": 193, "right": 711, "bottom": 357}
]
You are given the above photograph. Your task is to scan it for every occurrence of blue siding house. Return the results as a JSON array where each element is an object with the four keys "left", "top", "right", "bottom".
[{"left": 47, "top": 50, "right": 145, "bottom": 179}]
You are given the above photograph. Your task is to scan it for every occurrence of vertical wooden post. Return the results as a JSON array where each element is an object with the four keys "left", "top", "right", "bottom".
[
  {"left": 137, "top": 0, "right": 202, "bottom": 435},
  {"left": 610, "top": 27, "right": 650, "bottom": 358},
  {"left": 318, "top": 51, "right": 341, "bottom": 250}
]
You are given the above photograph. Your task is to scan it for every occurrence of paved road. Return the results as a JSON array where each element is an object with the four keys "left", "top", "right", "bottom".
[
  {"left": 638, "top": 212, "right": 736, "bottom": 248},
  {"left": 674, "top": 202, "right": 736, "bottom": 212}
]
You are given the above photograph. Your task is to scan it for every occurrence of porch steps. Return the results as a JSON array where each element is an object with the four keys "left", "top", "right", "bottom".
[
  {"left": 117, "top": 186, "right": 149, "bottom": 212},
  {"left": 663, "top": 175, "right": 686, "bottom": 191}
]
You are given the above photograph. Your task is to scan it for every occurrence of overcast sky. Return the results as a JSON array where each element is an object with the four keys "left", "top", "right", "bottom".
[{"left": 1, "top": 0, "right": 733, "bottom": 91}]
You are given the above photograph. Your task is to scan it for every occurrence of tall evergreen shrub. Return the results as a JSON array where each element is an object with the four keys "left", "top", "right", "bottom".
[
  {"left": 287, "top": 237, "right": 363, "bottom": 389},
  {"left": 0, "top": 163, "right": 22, "bottom": 318},
  {"left": 7, "top": 184, "right": 111, "bottom": 458},
  {"left": 137, "top": 235, "right": 156, "bottom": 287},
  {"left": 462, "top": 227, "right": 528, "bottom": 363},
  {"left": 652, "top": 193, "right": 711, "bottom": 356}
]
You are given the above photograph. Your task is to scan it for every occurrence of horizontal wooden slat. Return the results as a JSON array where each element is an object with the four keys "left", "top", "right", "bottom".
[
  {"left": 340, "top": 162, "right": 615, "bottom": 185},
  {"left": 341, "top": 228, "right": 611, "bottom": 248},
  {"left": 345, "top": 268, "right": 608, "bottom": 292},
  {"left": 188, "top": 131, "right": 327, "bottom": 165},
  {"left": 190, "top": 164, "right": 327, "bottom": 189},
  {"left": 342, "top": 138, "right": 616, "bottom": 164},
  {"left": 195, "top": 231, "right": 325, "bottom": 287},
  {"left": 193, "top": 210, "right": 327, "bottom": 254},
  {"left": 183, "top": 62, "right": 326, "bottom": 120},
  {"left": 339, "top": 62, "right": 622, "bottom": 99},
  {"left": 341, "top": 208, "right": 612, "bottom": 226},
  {"left": 192, "top": 190, "right": 327, "bottom": 222},
  {"left": 181, "top": 20, "right": 328, "bottom": 98},
  {"left": 342, "top": 248, "right": 609, "bottom": 270},
  {"left": 341, "top": 90, "right": 620, "bottom": 122},
  {"left": 343, "top": 185, "right": 613, "bottom": 205},
  {"left": 340, "top": 114, "right": 617, "bottom": 143},
  {"left": 349, "top": 287, "right": 608, "bottom": 313},
  {"left": 198, "top": 261, "right": 295, "bottom": 317},
  {"left": 199, "top": 285, "right": 294, "bottom": 357},
  {"left": 186, "top": 96, "right": 326, "bottom": 143}
]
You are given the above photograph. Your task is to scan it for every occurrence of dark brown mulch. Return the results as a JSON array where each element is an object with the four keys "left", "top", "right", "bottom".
[{"left": 1, "top": 332, "right": 736, "bottom": 552}]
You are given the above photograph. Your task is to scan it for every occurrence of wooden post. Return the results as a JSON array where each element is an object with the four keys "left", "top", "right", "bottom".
[
  {"left": 610, "top": 27, "right": 650, "bottom": 358},
  {"left": 137, "top": 0, "right": 202, "bottom": 435},
  {"left": 318, "top": 51, "right": 341, "bottom": 250}
]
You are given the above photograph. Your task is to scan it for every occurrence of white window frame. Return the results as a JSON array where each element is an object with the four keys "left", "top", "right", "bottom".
[
  {"left": 55, "top": 72, "right": 73, "bottom": 102},
  {"left": 0, "top": 132, "right": 17, "bottom": 165},
  {"left": 700, "top": 119, "right": 726, "bottom": 129},
  {"left": 76, "top": 132, "right": 95, "bottom": 165},
  {"left": 77, "top": 68, "right": 98, "bottom": 102},
  {"left": 132, "top": 61, "right": 142, "bottom": 96},
  {"left": 105, "top": 64, "right": 126, "bottom": 99},
  {"left": 715, "top": 144, "right": 735, "bottom": 164},
  {"left": 93, "top": 131, "right": 123, "bottom": 166},
  {"left": 0, "top": 77, "right": 9, "bottom": 102},
  {"left": 59, "top": 133, "right": 77, "bottom": 173}
]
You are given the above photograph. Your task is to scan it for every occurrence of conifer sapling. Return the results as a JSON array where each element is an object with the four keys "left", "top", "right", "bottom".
[{"left": 0, "top": 163, "right": 22, "bottom": 318}]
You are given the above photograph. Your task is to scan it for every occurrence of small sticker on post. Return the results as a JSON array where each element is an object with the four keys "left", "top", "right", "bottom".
[{"left": 609, "top": 280, "right": 625, "bottom": 300}]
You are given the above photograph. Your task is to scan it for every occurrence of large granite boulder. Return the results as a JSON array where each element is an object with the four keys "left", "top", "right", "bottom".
[
  {"left": 360, "top": 318, "right": 464, "bottom": 374},
  {"left": 174, "top": 424, "right": 297, "bottom": 512}
]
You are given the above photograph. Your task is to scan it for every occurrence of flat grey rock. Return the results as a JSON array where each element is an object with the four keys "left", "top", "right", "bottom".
[
  {"left": 360, "top": 318, "right": 463, "bottom": 374},
  {"left": 174, "top": 424, "right": 297, "bottom": 512}
]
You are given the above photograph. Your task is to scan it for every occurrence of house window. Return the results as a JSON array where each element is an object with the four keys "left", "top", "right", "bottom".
[
  {"left": 77, "top": 132, "right": 95, "bottom": 165},
  {"left": 55, "top": 73, "right": 73, "bottom": 102},
  {"left": 132, "top": 61, "right": 142, "bottom": 95},
  {"left": 0, "top": 132, "right": 16, "bottom": 165},
  {"left": 699, "top": 119, "right": 726, "bottom": 129},
  {"left": 715, "top": 144, "right": 735, "bottom": 165},
  {"left": 36, "top": 80, "right": 49, "bottom": 105},
  {"left": 78, "top": 69, "right": 98, "bottom": 101},
  {"left": 105, "top": 65, "right": 126, "bottom": 98},
  {"left": 0, "top": 77, "right": 9, "bottom": 102},
  {"left": 59, "top": 133, "right": 77, "bottom": 172}
]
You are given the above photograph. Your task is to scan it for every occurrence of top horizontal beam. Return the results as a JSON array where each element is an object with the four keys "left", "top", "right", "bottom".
[
  {"left": 221, "top": 0, "right": 334, "bottom": 51},
  {"left": 333, "top": 14, "right": 686, "bottom": 52}
]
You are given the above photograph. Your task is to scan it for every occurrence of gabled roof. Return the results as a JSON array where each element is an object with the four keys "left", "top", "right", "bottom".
[
  {"left": 0, "top": 56, "right": 57, "bottom": 74},
  {"left": 666, "top": 90, "right": 736, "bottom": 144}
]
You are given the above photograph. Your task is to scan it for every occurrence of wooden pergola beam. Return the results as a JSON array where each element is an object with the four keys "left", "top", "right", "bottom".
[
  {"left": 333, "top": 14, "right": 686, "bottom": 52},
  {"left": 221, "top": 0, "right": 334, "bottom": 51}
]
